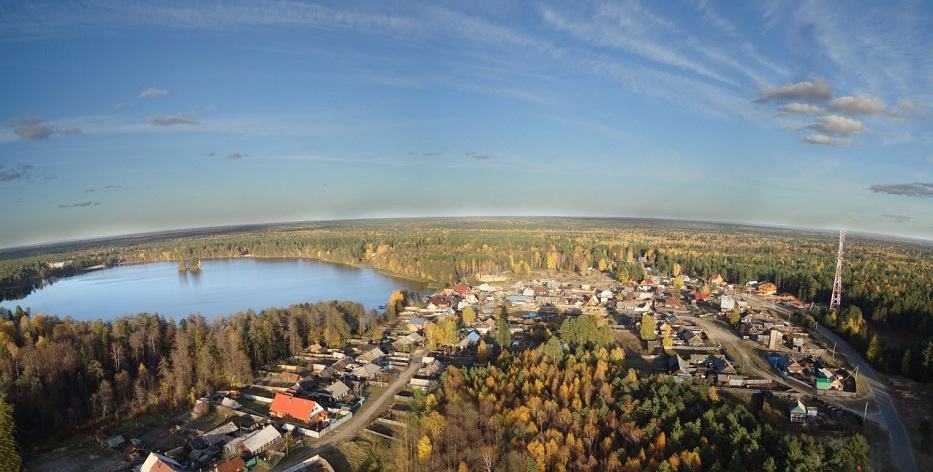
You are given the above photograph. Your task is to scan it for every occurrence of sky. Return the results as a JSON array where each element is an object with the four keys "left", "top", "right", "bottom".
[{"left": 1, "top": 0, "right": 932, "bottom": 248}]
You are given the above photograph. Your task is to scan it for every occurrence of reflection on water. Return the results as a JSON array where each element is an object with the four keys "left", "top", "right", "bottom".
[
  {"left": 177, "top": 268, "right": 203, "bottom": 287},
  {"left": 0, "top": 258, "right": 424, "bottom": 321}
]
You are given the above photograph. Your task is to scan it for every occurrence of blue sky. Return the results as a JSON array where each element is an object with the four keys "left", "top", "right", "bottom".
[{"left": 1, "top": 0, "right": 932, "bottom": 248}]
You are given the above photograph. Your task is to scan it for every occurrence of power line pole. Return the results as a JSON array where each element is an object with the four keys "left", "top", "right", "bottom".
[{"left": 830, "top": 231, "right": 845, "bottom": 311}]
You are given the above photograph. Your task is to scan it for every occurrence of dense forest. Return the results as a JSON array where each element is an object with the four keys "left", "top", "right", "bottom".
[
  {"left": 0, "top": 299, "right": 379, "bottom": 450},
  {"left": 382, "top": 340, "right": 872, "bottom": 471},
  {"left": 2, "top": 218, "right": 930, "bottom": 381}
]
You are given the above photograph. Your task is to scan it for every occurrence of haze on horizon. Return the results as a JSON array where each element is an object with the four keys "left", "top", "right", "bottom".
[{"left": 1, "top": 0, "right": 932, "bottom": 249}]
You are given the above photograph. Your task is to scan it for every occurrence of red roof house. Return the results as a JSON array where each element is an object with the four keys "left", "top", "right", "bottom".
[
  {"left": 452, "top": 284, "right": 470, "bottom": 295},
  {"left": 269, "top": 394, "right": 327, "bottom": 423}
]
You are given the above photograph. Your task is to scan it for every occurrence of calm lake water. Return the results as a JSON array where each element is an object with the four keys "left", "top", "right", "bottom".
[{"left": 0, "top": 258, "right": 425, "bottom": 321}]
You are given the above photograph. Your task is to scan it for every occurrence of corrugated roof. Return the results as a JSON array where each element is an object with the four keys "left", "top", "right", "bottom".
[
  {"left": 242, "top": 425, "right": 281, "bottom": 453},
  {"left": 325, "top": 381, "right": 350, "bottom": 397}
]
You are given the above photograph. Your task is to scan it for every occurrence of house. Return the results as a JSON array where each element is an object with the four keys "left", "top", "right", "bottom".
[
  {"left": 720, "top": 297, "right": 736, "bottom": 312},
  {"left": 668, "top": 355, "right": 690, "bottom": 376},
  {"left": 141, "top": 452, "right": 185, "bottom": 472},
  {"left": 457, "top": 330, "right": 481, "bottom": 350},
  {"left": 777, "top": 354, "right": 803, "bottom": 374},
  {"left": 408, "top": 318, "right": 426, "bottom": 332},
  {"left": 452, "top": 284, "right": 470, "bottom": 295},
  {"left": 393, "top": 332, "right": 423, "bottom": 350},
  {"left": 104, "top": 435, "right": 125, "bottom": 449},
  {"left": 708, "top": 273, "right": 724, "bottom": 286},
  {"left": 324, "top": 381, "right": 351, "bottom": 401},
  {"left": 757, "top": 282, "right": 778, "bottom": 295},
  {"left": 269, "top": 394, "right": 327, "bottom": 424},
  {"left": 427, "top": 297, "right": 450, "bottom": 309},
  {"left": 221, "top": 397, "right": 242, "bottom": 410},
  {"left": 241, "top": 425, "right": 282, "bottom": 455},
  {"left": 704, "top": 355, "right": 737, "bottom": 375},
  {"left": 307, "top": 343, "right": 328, "bottom": 355},
  {"left": 681, "top": 331, "right": 704, "bottom": 347},
  {"left": 357, "top": 347, "right": 385, "bottom": 364},
  {"left": 815, "top": 377, "right": 843, "bottom": 390},
  {"left": 664, "top": 297, "right": 683, "bottom": 308},
  {"left": 351, "top": 363, "right": 383, "bottom": 380},
  {"left": 477, "top": 283, "right": 495, "bottom": 292},
  {"left": 789, "top": 399, "right": 807, "bottom": 423},
  {"left": 476, "top": 321, "right": 493, "bottom": 335},
  {"left": 199, "top": 422, "right": 238, "bottom": 448},
  {"left": 211, "top": 457, "right": 247, "bottom": 472}
]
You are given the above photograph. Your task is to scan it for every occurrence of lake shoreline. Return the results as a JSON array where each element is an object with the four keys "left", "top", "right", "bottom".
[{"left": 0, "top": 258, "right": 425, "bottom": 321}]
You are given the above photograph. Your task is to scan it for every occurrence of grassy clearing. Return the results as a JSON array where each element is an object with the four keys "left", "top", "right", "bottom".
[{"left": 321, "top": 436, "right": 382, "bottom": 472}]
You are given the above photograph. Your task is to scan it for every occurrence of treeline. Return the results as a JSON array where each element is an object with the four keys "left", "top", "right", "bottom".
[
  {"left": 2, "top": 218, "right": 932, "bottom": 377},
  {"left": 385, "top": 343, "right": 872, "bottom": 471},
  {"left": 0, "top": 299, "right": 379, "bottom": 449}
]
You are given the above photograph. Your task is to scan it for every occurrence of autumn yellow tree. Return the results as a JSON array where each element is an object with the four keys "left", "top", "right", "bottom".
[
  {"left": 461, "top": 305, "right": 476, "bottom": 325},
  {"left": 418, "top": 436, "right": 432, "bottom": 461},
  {"left": 660, "top": 323, "right": 673, "bottom": 347},
  {"left": 477, "top": 339, "right": 489, "bottom": 363}
]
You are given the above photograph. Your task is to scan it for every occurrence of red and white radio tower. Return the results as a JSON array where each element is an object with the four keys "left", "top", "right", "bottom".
[{"left": 829, "top": 230, "right": 845, "bottom": 311}]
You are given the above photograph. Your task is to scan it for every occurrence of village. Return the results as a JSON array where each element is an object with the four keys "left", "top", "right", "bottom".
[{"left": 56, "top": 271, "right": 868, "bottom": 472}]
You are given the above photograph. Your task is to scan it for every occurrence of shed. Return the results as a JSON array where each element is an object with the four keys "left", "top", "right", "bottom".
[{"left": 241, "top": 425, "right": 282, "bottom": 455}]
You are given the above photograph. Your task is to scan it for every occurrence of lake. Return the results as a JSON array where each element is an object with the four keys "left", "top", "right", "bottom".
[{"left": 0, "top": 258, "right": 426, "bottom": 321}]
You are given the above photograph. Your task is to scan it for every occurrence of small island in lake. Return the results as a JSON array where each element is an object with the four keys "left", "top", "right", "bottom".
[{"left": 176, "top": 258, "right": 202, "bottom": 272}]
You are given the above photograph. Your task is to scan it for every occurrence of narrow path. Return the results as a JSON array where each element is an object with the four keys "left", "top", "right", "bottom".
[{"left": 271, "top": 350, "right": 424, "bottom": 471}]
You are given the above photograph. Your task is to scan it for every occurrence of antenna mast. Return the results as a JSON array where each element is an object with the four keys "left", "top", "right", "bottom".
[{"left": 829, "top": 230, "right": 845, "bottom": 311}]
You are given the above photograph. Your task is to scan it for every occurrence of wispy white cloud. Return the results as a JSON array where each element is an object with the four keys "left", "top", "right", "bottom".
[
  {"left": 0, "top": 1, "right": 418, "bottom": 41},
  {"left": 139, "top": 88, "right": 169, "bottom": 99},
  {"left": 689, "top": 0, "right": 738, "bottom": 36},
  {"left": 578, "top": 53, "right": 745, "bottom": 119},
  {"left": 828, "top": 95, "right": 886, "bottom": 116},
  {"left": 806, "top": 115, "right": 869, "bottom": 136},
  {"left": 778, "top": 103, "right": 824, "bottom": 114},
  {"left": 541, "top": 6, "right": 738, "bottom": 86},
  {"left": 802, "top": 134, "right": 849, "bottom": 146}
]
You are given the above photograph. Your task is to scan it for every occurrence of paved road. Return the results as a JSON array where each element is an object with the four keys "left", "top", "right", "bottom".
[
  {"left": 812, "top": 324, "right": 917, "bottom": 472},
  {"left": 271, "top": 351, "right": 424, "bottom": 471}
]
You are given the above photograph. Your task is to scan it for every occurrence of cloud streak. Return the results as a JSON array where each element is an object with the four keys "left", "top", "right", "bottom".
[
  {"left": 777, "top": 103, "right": 824, "bottom": 115},
  {"left": 753, "top": 80, "right": 834, "bottom": 103},
  {"left": 148, "top": 113, "right": 199, "bottom": 126},
  {"left": 8, "top": 117, "right": 55, "bottom": 140},
  {"left": 869, "top": 182, "right": 933, "bottom": 198},
  {"left": 883, "top": 214, "right": 911, "bottom": 223},
  {"left": 0, "top": 164, "right": 33, "bottom": 181},
  {"left": 7, "top": 117, "right": 82, "bottom": 141},
  {"left": 139, "top": 88, "right": 169, "bottom": 98},
  {"left": 58, "top": 201, "right": 100, "bottom": 208},
  {"left": 806, "top": 115, "right": 868, "bottom": 136}
]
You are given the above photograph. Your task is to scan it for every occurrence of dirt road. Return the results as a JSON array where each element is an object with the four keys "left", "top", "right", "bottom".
[
  {"left": 813, "top": 324, "right": 917, "bottom": 472},
  {"left": 271, "top": 350, "right": 424, "bottom": 471}
]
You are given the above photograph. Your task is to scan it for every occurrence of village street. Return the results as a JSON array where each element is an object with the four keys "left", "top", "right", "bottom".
[
  {"left": 730, "top": 297, "right": 917, "bottom": 472},
  {"left": 271, "top": 349, "right": 425, "bottom": 471},
  {"left": 812, "top": 324, "right": 917, "bottom": 472}
]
